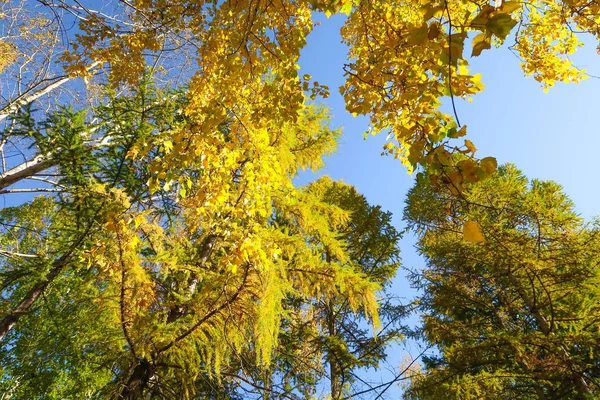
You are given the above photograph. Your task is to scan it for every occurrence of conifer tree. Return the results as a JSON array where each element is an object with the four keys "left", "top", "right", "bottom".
[
  {"left": 403, "top": 165, "right": 600, "bottom": 399},
  {"left": 223, "top": 177, "right": 404, "bottom": 399}
]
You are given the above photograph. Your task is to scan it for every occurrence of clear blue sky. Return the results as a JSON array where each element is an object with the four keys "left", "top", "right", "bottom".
[{"left": 297, "top": 12, "right": 600, "bottom": 397}]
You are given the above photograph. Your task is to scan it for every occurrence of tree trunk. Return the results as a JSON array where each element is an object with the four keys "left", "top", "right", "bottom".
[
  {"left": 325, "top": 251, "right": 342, "bottom": 400},
  {"left": 120, "top": 358, "right": 156, "bottom": 400}
]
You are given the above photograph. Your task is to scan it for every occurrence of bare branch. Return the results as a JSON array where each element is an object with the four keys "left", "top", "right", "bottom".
[
  {"left": 0, "top": 62, "right": 101, "bottom": 123},
  {"left": 0, "top": 153, "right": 53, "bottom": 190},
  {"left": 0, "top": 249, "right": 39, "bottom": 259}
]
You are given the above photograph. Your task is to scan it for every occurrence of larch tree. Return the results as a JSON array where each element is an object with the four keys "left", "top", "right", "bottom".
[
  {"left": 290, "top": 177, "right": 404, "bottom": 400},
  {"left": 403, "top": 165, "right": 600, "bottom": 399},
  {"left": 1, "top": 0, "right": 599, "bottom": 341},
  {"left": 226, "top": 177, "right": 404, "bottom": 399}
]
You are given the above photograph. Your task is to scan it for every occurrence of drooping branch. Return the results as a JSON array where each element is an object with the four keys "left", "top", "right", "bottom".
[
  {"left": 159, "top": 265, "right": 250, "bottom": 354},
  {"left": 119, "top": 266, "right": 250, "bottom": 400}
]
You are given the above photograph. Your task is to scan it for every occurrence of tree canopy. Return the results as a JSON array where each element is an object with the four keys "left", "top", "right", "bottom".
[
  {"left": 404, "top": 165, "right": 600, "bottom": 398},
  {"left": 1, "top": 0, "right": 599, "bottom": 398}
]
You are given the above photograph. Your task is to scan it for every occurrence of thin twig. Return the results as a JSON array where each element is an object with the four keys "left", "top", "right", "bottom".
[{"left": 444, "top": 0, "right": 461, "bottom": 127}]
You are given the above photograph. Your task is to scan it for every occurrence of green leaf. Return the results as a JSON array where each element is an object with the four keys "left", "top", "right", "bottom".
[
  {"left": 448, "top": 125, "right": 467, "bottom": 138},
  {"left": 486, "top": 14, "right": 517, "bottom": 40},
  {"left": 340, "top": 0, "right": 353, "bottom": 15}
]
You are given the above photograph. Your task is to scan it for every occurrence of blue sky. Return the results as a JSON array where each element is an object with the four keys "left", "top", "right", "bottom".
[{"left": 297, "top": 12, "right": 600, "bottom": 396}]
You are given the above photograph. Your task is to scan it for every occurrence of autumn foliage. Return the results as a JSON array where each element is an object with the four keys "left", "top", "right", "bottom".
[{"left": 0, "top": 0, "right": 599, "bottom": 398}]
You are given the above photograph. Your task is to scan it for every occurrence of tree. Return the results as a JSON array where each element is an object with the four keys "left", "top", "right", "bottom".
[
  {"left": 226, "top": 177, "right": 404, "bottom": 399},
  {"left": 1, "top": 0, "right": 598, "bottom": 341},
  {"left": 0, "top": 78, "right": 388, "bottom": 398},
  {"left": 57, "top": 0, "right": 600, "bottom": 183},
  {"left": 1, "top": 2, "right": 394, "bottom": 395},
  {"left": 288, "top": 177, "right": 404, "bottom": 400},
  {"left": 0, "top": 79, "right": 181, "bottom": 342},
  {"left": 403, "top": 165, "right": 600, "bottom": 399},
  {"left": 2, "top": 0, "right": 599, "bottom": 398},
  {"left": 4, "top": 0, "right": 597, "bottom": 194}
]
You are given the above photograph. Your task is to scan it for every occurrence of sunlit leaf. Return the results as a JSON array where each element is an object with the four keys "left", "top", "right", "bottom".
[
  {"left": 463, "top": 220, "right": 485, "bottom": 243},
  {"left": 472, "top": 33, "right": 491, "bottom": 57}
]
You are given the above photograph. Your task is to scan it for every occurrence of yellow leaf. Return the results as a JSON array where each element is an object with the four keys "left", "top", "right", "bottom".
[
  {"left": 447, "top": 170, "right": 464, "bottom": 194},
  {"left": 464, "top": 220, "right": 485, "bottom": 243},
  {"left": 499, "top": 1, "right": 522, "bottom": 14},
  {"left": 464, "top": 139, "right": 477, "bottom": 155},
  {"left": 480, "top": 156, "right": 498, "bottom": 176},
  {"left": 407, "top": 24, "right": 429, "bottom": 45},
  {"left": 130, "top": 235, "right": 140, "bottom": 248},
  {"left": 428, "top": 23, "right": 441, "bottom": 40},
  {"left": 134, "top": 215, "right": 145, "bottom": 228},
  {"left": 340, "top": 0, "right": 353, "bottom": 15},
  {"left": 457, "top": 159, "right": 480, "bottom": 183}
]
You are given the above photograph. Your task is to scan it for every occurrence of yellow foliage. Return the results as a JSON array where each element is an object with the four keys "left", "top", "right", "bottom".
[
  {"left": 0, "top": 40, "right": 18, "bottom": 73},
  {"left": 57, "top": 0, "right": 598, "bottom": 190}
]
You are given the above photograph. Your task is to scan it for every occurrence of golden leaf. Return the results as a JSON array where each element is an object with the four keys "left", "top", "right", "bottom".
[
  {"left": 480, "top": 156, "right": 498, "bottom": 176},
  {"left": 471, "top": 33, "right": 491, "bottom": 57},
  {"left": 464, "top": 139, "right": 477, "bottom": 155},
  {"left": 464, "top": 221, "right": 485, "bottom": 243}
]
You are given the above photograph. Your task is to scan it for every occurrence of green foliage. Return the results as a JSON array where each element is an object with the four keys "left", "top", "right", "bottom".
[
  {"left": 404, "top": 165, "right": 600, "bottom": 399},
  {"left": 250, "top": 177, "right": 404, "bottom": 399}
]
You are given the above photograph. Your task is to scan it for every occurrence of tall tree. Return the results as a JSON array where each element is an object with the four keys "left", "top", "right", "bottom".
[
  {"left": 226, "top": 177, "right": 405, "bottom": 399},
  {"left": 2, "top": 1, "right": 599, "bottom": 398},
  {"left": 0, "top": 80, "right": 387, "bottom": 398},
  {"left": 288, "top": 177, "right": 404, "bottom": 400},
  {"left": 403, "top": 165, "right": 600, "bottom": 399},
  {"left": 2, "top": 0, "right": 599, "bottom": 343}
]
